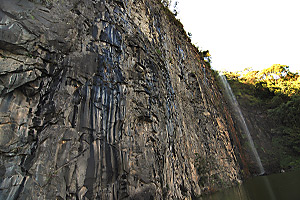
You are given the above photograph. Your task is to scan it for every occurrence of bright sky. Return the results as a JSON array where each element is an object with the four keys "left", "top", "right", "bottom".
[{"left": 175, "top": 0, "right": 300, "bottom": 72}]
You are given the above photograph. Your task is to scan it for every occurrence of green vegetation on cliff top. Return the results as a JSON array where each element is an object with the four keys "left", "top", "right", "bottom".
[{"left": 223, "top": 64, "right": 300, "bottom": 170}]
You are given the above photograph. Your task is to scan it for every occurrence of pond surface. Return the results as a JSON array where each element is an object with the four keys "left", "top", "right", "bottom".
[{"left": 199, "top": 169, "right": 300, "bottom": 200}]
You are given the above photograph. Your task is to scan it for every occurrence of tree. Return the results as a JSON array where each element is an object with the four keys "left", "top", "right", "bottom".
[
  {"left": 161, "top": 0, "right": 179, "bottom": 16},
  {"left": 173, "top": 1, "right": 179, "bottom": 16},
  {"left": 161, "top": 0, "right": 171, "bottom": 7},
  {"left": 223, "top": 65, "right": 300, "bottom": 169}
]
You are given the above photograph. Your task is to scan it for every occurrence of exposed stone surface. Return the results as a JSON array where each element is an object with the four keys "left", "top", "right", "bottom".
[
  {"left": 0, "top": 0, "right": 243, "bottom": 199},
  {"left": 237, "top": 103, "right": 280, "bottom": 174}
]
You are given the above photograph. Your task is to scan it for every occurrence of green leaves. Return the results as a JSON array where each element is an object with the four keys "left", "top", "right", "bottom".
[{"left": 223, "top": 65, "right": 300, "bottom": 169}]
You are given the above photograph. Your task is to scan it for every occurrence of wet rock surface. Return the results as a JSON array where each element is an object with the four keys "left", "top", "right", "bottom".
[
  {"left": 238, "top": 105, "right": 280, "bottom": 174},
  {"left": 0, "top": 0, "right": 242, "bottom": 199}
]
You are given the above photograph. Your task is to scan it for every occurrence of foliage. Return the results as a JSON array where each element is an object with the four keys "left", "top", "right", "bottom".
[
  {"left": 159, "top": 0, "right": 186, "bottom": 37},
  {"left": 198, "top": 50, "right": 211, "bottom": 67},
  {"left": 156, "top": 48, "right": 162, "bottom": 56},
  {"left": 161, "top": 0, "right": 171, "bottom": 7},
  {"left": 161, "top": 0, "right": 179, "bottom": 13},
  {"left": 223, "top": 65, "right": 300, "bottom": 170}
]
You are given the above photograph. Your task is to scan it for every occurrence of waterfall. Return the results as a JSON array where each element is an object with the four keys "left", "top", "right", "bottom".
[{"left": 219, "top": 74, "right": 265, "bottom": 175}]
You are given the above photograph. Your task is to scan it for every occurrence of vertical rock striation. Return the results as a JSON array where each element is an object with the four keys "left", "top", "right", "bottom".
[{"left": 0, "top": 0, "right": 243, "bottom": 199}]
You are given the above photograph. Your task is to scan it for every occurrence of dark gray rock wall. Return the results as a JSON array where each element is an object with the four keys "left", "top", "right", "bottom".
[{"left": 0, "top": 0, "right": 242, "bottom": 199}]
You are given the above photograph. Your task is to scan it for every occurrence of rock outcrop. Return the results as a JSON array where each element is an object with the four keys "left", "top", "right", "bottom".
[
  {"left": 0, "top": 0, "right": 243, "bottom": 199},
  {"left": 236, "top": 102, "right": 280, "bottom": 174}
]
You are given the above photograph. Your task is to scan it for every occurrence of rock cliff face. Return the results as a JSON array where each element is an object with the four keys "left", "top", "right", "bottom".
[
  {"left": 236, "top": 102, "right": 280, "bottom": 174},
  {"left": 0, "top": 0, "right": 243, "bottom": 199}
]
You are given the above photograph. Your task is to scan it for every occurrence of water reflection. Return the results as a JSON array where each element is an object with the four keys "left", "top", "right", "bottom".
[{"left": 199, "top": 170, "right": 300, "bottom": 200}]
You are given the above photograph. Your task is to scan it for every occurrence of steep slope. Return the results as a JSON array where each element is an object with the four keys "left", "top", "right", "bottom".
[
  {"left": 223, "top": 68, "right": 300, "bottom": 173},
  {"left": 0, "top": 0, "right": 243, "bottom": 199}
]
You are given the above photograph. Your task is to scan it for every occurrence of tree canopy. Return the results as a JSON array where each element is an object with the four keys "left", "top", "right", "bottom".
[{"left": 223, "top": 65, "right": 300, "bottom": 170}]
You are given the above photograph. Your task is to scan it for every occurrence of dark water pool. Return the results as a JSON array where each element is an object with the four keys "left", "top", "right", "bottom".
[{"left": 199, "top": 169, "right": 300, "bottom": 200}]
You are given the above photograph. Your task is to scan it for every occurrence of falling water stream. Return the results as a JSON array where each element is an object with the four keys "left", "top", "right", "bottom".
[
  {"left": 216, "top": 74, "right": 280, "bottom": 199},
  {"left": 219, "top": 74, "right": 265, "bottom": 175}
]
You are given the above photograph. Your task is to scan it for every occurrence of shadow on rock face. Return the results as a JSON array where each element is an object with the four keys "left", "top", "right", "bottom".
[{"left": 129, "top": 184, "right": 156, "bottom": 200}]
